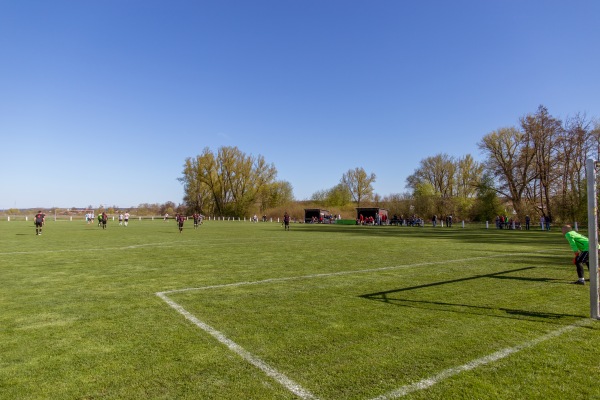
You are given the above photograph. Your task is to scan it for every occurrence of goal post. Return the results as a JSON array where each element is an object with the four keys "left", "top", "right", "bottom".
[{"left": 586, "top": 158, "right": 600, "bottom": 319}]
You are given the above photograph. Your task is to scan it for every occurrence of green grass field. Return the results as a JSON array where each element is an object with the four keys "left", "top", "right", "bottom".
[{"left": 1, "top": 219, "right": 599, "bottom": 399}]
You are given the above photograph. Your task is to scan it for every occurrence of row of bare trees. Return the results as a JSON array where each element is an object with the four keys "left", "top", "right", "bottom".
[
  {"left": 400, "top": 105, "right": 598, "bottom": 223},
  {"left": 404, "top": 153, "right": 484, "bottom": 218},
  {"left": 479, "top": 105, "right": 598, "bottom": 224},
  {"left": 177, "top": 106, "right": 597, "bottom": 222}
]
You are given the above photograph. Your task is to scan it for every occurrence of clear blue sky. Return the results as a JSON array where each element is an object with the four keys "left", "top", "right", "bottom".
[{"left": 1, "top": 1, "right": 598, "bottom": 210}]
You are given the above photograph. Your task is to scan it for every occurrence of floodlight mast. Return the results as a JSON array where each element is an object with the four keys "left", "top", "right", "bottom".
[{"left": 586, "top": 158, "right": 600, "bottom": 319}]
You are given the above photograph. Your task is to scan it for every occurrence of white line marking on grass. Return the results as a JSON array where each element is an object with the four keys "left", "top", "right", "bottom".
[
  {"left": 0, "top": 240, "right": 198, "bottom": 256},
  {"left": 369, "top": 318, "right": 593, "bottom": 399},
  {"left": 0, "top": 236, "right": 357, "bottom": 256},
  {"left": 156, "top": 291, "right": 320, "bottom": 400},
  {"left": 159, "top": 252, "right": 552, "bottom": 295},
  {"left": 156, "top": 251, "right": 583, "bottom": 399}
]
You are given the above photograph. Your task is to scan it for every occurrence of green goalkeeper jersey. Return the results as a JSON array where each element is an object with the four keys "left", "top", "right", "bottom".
[{"left": 564, "top": 230, "right": 589, "bottom": 252}]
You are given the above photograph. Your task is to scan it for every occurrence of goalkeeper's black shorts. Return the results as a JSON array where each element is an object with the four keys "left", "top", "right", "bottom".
[{"left": 576, "top": 251, "right": 589, "bottom": 265}]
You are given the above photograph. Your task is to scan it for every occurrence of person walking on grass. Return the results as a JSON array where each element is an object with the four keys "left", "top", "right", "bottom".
[
  {"left": 101, "top": 212, "right": 108, "bottom": 230},
  {"left": 562, "top": 225, "right": 595, "bottom": 285},
  {"left": 177, "top": 213, "right": 185, "bottom": 233},
  {"left": 34, "top": 210, "right": 45, "bottom": 235},
  {"left": 283, "top": 212, "right": 290, "bottom": 231}
]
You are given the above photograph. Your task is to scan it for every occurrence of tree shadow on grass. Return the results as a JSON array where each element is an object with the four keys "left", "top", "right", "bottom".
[
  {"left": 359, "top": 266, "right": 583, "bottom": 322},
  {"left": 366, "top": 298, "right": 583, "bottom": 322},
  {"left": 297, "top": 224, "right": 567, "bottom": 247}
]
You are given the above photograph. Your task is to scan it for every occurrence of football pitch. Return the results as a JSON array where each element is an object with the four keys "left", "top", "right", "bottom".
[{"left": 1, "top": 219, "right": 599, "bottom": 399}]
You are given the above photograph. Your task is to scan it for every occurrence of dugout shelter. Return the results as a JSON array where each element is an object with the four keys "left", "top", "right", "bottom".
[
  {"left": 356, "top": 207, "right": 388, "bottom": 224},
  {"left": 304, "top": 208, "right": 329, "bottom": 223}
]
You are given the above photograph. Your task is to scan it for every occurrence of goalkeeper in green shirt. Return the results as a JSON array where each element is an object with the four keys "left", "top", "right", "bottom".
[{"left": 562, "top": 225, "right": 591, "bottom": 285}]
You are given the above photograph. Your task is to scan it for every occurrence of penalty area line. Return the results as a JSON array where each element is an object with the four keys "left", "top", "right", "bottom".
[
  {"left": 159, "top": 251, "right": 559, "bottom": 296},
  {"left": 156, "top": 291, "right": 320, "bottom": 400},
  {"left": 369, "top": 318, "right": 593, "bottom": 400},
  {"left": 156, "top": 249, "right": 572, "bottom": 399}
]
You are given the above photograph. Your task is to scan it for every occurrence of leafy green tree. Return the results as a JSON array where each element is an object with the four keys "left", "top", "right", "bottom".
[
  {"left": 179, "top": 146, "right": 277, "bottom": 218},
  {"left": 310, "top": 189, "right": 327, "bottom": 204},
  {"left": 326, "top": 184, "right": 352, "bottom": 207},
  {"left": 311, "top": 184, "right": 352, "bottom": 208},
  {"left": 471, "top": 173, "right": 503, "bottom": 222},
  {"left": 412, "top": 182, "right": 435, "bottom": 217},
  {"left": 455, "top": 154, "right": 483, "bottom": 198},
  {"left": 181, "top": 154, "right": 213, "bottom": 214},
  {"left": 259, "top": 181, "right": 294, "bottom": 213},
  {"left": 341, "top": 167, "right": 376, "bottom": 207},
  {"left": 407, "top": 153, "right": 482, "bottom": 218},
  {"left": 407, "top": 154, "right": 456, "bottom": 198}
]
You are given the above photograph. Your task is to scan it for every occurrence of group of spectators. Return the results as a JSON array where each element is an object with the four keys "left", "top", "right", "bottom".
[
  {"left": 388, "top": 214, "right": 454, "bottom": 227},
  {"left": 307, "top": 214, "right": 339, "bottom": 223},
  {"left": 495, "top": 215, "right": 522, "bottom": 230},
  {"left": 357, "top": 213, "right": 389, "bottom": 225},
  {"left": 358, "top": 214, "right": 451, "bottom": 227},
  {"left": 496, "top": 215, "right": 552, "bottom": 231},
  {"left": 431, "top": 215, "right": 453, "bottom": 227},
  {"left": 494, "top": 214, "right": 551, "bottom": 231}
]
